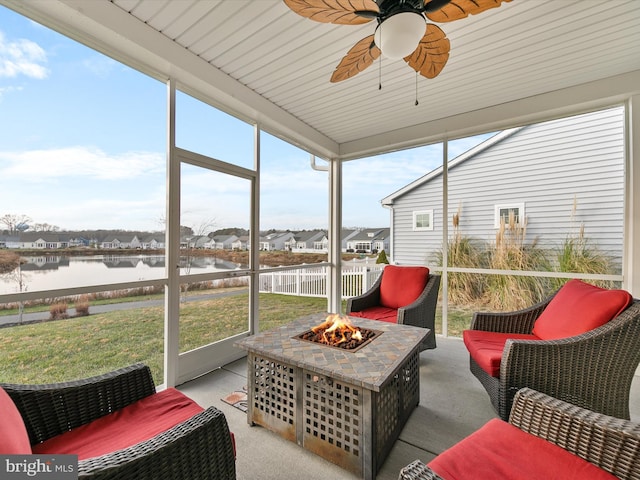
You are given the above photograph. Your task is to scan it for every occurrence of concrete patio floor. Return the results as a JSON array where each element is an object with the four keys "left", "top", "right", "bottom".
[{"left": 179, "top": 335, "right": 640, "bottom": 480}]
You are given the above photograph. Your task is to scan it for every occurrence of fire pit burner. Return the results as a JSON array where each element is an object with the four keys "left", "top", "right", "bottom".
[{"left": 295, "top": 314, "right": 382, "bottom": 352}]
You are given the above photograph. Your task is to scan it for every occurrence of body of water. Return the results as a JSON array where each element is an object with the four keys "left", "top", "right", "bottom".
[{"left": 0, "top": 254, "right": 241, "bottom": 295}]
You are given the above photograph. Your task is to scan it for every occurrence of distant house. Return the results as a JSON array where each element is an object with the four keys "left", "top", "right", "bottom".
[
  {"left": 141, "top": 234, "right": 165, "bottom": 250},
  {"left": 345, "top": 228, "right": 390, "bottom": 253},
  {"left": 232, "top": 236, "right": 249, "bottom": 251},
  {"left": 180, "top": 235, "right": 210, "bottom": 249},
  {"left": 340, "top": 228, "right": 360, "bottom": 252},
  {"left": 259, "top": 232, "right": 295, "bottom": 251},
  {"left": 381, "top": 107, "right": 625, "bottom": 266},
  {"left": 210, "top": 234, "right": 238, "bottom": 250},
  {"left": 2, "top": 232, "right": 92, "bottom": 249},
  {"left": 0, "top": 235, "right": 20, "bottom": 249},
  {"left": 67, "top": 235, "right": 90, "bottom": 247},
  {"left": 287, "top": 230, "right": 328, "bottom": 252},
  {"left": 18, "top": 232, "right": 70, "bottom": 249},
  {"left": 100, "top": 234, "right": 142, "bottom": 249}
]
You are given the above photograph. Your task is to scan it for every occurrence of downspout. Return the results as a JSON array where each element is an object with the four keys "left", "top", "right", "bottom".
[
  {"left": 381, "top": 201, "right": 393, "bottom": 262},
  {"left": 310, "top": 154, "right": 329, "bottom": 171}
]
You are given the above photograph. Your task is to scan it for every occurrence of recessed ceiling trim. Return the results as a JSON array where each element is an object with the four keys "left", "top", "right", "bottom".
[{"left": 339, "top": 70, "right": 640, "bottom": 161}]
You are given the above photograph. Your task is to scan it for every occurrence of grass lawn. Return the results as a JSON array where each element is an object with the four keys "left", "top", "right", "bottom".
[
  {"left": 0, "top": 292, "right": 328, "bottom": 385},
  {"left": 0, "top": 291, "right": 472, "bottom": 386}
]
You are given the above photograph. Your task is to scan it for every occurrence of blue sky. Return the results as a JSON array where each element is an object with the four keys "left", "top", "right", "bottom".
[{"left": 0, "top": 5, "right": 491, "bottom": 232}]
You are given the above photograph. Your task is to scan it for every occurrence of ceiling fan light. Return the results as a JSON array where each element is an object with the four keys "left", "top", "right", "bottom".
[{"left": 374, "top": 12, "right": 425, "bottom": 60}]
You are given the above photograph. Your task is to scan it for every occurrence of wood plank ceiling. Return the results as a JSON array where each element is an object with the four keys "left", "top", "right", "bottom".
[{"left": 2, "top": 0, "right": 640, "bottom": 160}]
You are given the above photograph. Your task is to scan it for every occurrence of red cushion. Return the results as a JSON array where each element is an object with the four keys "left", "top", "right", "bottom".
[
  {"left": 463, "top": 330, "right": 539, "bottom": 377},
  {"left": 379, "top": 265, "right": 429, "bottom": 309},
  {"left": 350, "top": 306, "right": 398, "bottom": 323},
  {"left": 532, "top": 279, "right": 632, "bottom": 340},
  {"left": 428, "top": 418, "right": 618, "bottom": 480},
  {"left": 0, "top": 386, "right": 31, "bottom": 454},
  {"left": 33, "top": 388, "right": 204, "bottom": 460}
]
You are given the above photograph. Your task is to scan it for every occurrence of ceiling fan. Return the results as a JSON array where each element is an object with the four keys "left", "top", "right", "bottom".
[{"left": 283, "top": 0, "right": 512, "bottom": 83}]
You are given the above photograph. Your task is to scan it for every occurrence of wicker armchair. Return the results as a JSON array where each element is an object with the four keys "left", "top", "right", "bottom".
[
  {"left": 468, "top": 295, "right": 640, "bottom": 420},
  {"left": 347, "top": 270, "right": 440, "bottom": 350},
  {"left": 398, "top": 387, "right": 640, "bottom": 480},
  {"left": 1, "top": 363, "right": 236, "bottom": 480}
]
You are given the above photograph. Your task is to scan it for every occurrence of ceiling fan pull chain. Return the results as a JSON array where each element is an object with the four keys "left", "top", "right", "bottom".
[{"left": 415, "top": 71, "right": 419, "bottom": 106}]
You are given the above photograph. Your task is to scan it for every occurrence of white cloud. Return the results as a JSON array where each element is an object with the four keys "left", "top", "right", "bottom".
[
  {"left": 0, "top": 146, "right": 164, "bottom": 181},
  {"left": 0, "top": 31, "right": 49, "bottom": 79}
]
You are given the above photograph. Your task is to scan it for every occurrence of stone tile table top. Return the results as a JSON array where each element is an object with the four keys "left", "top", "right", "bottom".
[{"left": 236, "top": 312, "right": 429, "bottom": 392}]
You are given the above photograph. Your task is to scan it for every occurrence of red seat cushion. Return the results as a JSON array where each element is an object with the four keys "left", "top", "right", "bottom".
[
  {"left": 349, "top": 306, "right": 398, "bottom": 323},
  {"left": 379, "top": 265, "right": 429, "bottom": 309},
  {"left": 428, "top": 418, "right": 618, "bottom": 480},
  {"left": 32, "top": 388, "right": 204, "bottom": 460},
  {"left": 532, "top": 279, "right": 632, "bottom": 340},
  {"left": 0, "top": 386, "right": 31, "bottom": 454},
  {"left": 463, "top": 330, "right": 539, "bottom": 377}
]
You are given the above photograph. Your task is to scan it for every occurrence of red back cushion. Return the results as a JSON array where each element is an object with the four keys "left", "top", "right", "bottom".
[
  {"left": 379, "top": 265, "right": 429, "bottom": 309},
  {"left": 532, "top": 279, "right": 632, "bottom": 340},
  {"left": 0, "top": 386, "right": 31, "bottom": 454},
  {"left": 428, "top": 418, "right": 618, "bottom": 480}
]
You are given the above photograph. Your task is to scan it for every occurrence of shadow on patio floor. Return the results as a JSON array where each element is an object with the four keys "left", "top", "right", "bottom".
[{"left": 179, "top": 335, "right": 640, "bottom": 480}]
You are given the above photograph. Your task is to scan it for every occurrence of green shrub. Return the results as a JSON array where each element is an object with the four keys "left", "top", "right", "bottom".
[{"left": 376, "top": 249, "right": 389, "bottom": 264}]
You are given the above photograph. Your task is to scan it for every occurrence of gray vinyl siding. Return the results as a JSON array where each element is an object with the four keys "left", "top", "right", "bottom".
[{"left": 388, "top": 106, "right": 625, "bottom": 269}]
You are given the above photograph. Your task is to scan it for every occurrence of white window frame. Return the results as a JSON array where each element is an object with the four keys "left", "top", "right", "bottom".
[
  {"left": 494, "top": 203, "right": 525, "bottom": 228},
  {"left": 413, "top": 210, "right": 434, "bottom": 231}
]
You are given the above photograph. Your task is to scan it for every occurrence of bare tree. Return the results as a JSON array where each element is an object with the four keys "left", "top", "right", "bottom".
[
  {"left": 0, "top": 255, "right": 28, "bottom": 323},
  {"left": 180, "top": 218, "right": 217, "bottom": 300},
  {"left": 32, "top": 223, "right": 60, "bottom": 232},
  {"left": 0, "top": 214, "right": 32, "bottom": 234}
]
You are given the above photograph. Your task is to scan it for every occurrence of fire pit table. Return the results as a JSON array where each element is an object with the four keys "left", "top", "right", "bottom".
[{"left": 236, "top": 312, "right": 429, "bottom": 479}]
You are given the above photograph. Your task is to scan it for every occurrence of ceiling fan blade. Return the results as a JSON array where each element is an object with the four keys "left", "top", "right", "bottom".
[
  {"left": 425, "top": 0, "right": 512, "bottom": 23},
  {"left": 330, "top": 35, "right": 381, "bottom": 82},
  {"left": 423, "top": 0, "right": 452, "bottom": 14},
  {"left": 284, "top": 0, "right": 379, "bottom": 25},
  {"left": 404, "top": 24, "right": 450, "bottom": 79}
]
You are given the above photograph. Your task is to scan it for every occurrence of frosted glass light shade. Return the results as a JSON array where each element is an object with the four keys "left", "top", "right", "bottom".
[{"left": 374, "top": 12, "right": 425, "bottom": 60}]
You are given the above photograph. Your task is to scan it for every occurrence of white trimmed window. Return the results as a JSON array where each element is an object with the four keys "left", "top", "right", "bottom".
[
  {"left": 413, "top": 210, "right": 434, "bottom": 231},
  {"left": 494, "top": 203, "right": 525, "bottom": 228}
]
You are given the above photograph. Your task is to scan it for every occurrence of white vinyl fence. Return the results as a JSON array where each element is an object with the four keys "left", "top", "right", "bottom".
[{"left": 258, "top": 263, "right": 385, "bottom": 298}]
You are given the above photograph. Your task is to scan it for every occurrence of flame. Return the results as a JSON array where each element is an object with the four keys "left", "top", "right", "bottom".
[{"left": 311, "top": 314, "right": 363, "bottom": 346}]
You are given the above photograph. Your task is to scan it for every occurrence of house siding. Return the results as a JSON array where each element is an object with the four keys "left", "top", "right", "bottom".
[{"left": 387, "top": 107, "right": 625, "bottom": 268}]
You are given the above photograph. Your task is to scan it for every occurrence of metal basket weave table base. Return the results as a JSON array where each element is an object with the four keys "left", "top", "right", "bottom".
[{"left": 237, "top": 313, "right": 428, "bottom": 480}]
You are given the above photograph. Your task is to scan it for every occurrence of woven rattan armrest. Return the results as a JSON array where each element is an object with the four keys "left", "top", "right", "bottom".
[
  {"left": 500, "top": 301, "right": 640, "bottom": 420},
  {"left": 399, "top": 388, "right": 640, "bottom": 480},
  {"left": 509, "top": 388, "right": 640, "bottom": 480},
  {"left": 2, "top": 363, "right": 156, "bottom": 444},
  {"left": 78, "top": 406, "right": 236, "bottom": 480},
  {"left": 470, "top": 295, "right": 553, "bottom": 333},
  {"left": 398, "top": 460, "right": 444, "bottom": 480},
  {"left": 346, "top": 272, "right": 383, "bottom": 312}
]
